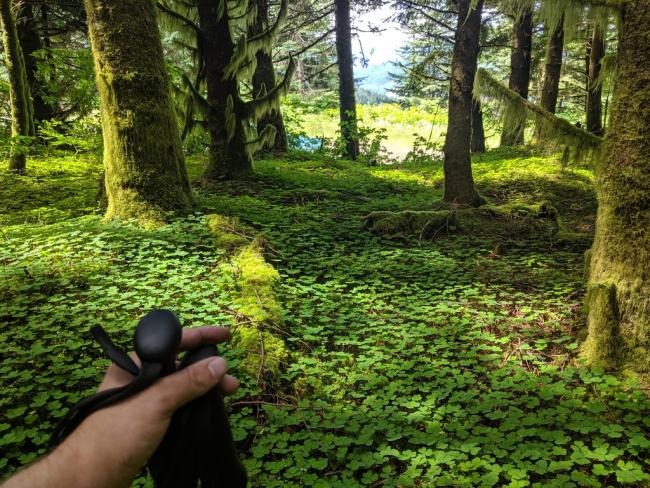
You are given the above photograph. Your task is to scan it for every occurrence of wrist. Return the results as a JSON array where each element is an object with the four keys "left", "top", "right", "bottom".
[{"left": 48, "top": 420, "right": 138, "bottom": 488}]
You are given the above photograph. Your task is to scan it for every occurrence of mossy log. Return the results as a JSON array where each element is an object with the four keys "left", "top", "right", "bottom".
[
  {"left": 84, "top": 0, "right": 192, "bottom": 226},
  {"left": 363, "top": 201, "right": 560, "bottom": 240},
  {"left": 582, "top": 0, "right": 650, "bottom": 372},
  {"left": 207, "top": 214, "right": 288, "bottom": 381}
]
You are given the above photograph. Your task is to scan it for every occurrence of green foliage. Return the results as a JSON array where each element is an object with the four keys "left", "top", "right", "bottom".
[
  {"left": 403, "top": 133, "right": 444, "bottom": 165},
  {"left": 31, "top": 46, "right": 98, "bottom": 121},
  {"left": 2, "top": 150, "right": 650, "bottom": 487},
  {"left": 282, "top": 96, "right": 448, "bottom": 159},
  {"left": 38, "top": 118, "right": 103, "bottom": 155}
]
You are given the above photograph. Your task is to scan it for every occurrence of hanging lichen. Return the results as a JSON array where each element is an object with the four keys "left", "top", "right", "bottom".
[
  {"left": 158, "top": 0, "right": 294, "bottom": 180},
  {"left": 474, "top": 68, "right": 602, "bottom": 160}
]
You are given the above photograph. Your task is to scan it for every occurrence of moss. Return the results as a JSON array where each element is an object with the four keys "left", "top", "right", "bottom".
[
  {"left": 226, "top": 241, "right": 287, "bottom": 381},
  {"left": 206, "top": 213, "right": 288, "bottom": 381},
  {"left": 364, "top": 201, "right": 559, "bottom": 240},
  {"left": 475, "top": 68, "right": 602, "bottom": 161},
  {"left": 84, "top": 0, "right": 192, "bottom": 225},
  {"left": 363, "top": 210, "right": 453, "bottom": 239},
  {"left": 230, "top": 242, "right": 282, "bottom": 323},
  {"left": 232, "top": 325, "right": 288, "bottom": 379},
  {"left": 206, "top": 214, "right": 250, "bottom": 249},
  {"left": 581, "top": 282, "right": 621, "bottom": 369}
]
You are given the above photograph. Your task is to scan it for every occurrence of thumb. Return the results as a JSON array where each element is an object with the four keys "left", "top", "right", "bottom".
[{"left": 149, "top": 357, "right": 229, "bottom": 415}]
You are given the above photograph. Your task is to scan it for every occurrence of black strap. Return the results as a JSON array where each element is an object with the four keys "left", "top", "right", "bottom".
[
  {"left": 91, "top": 326, "right": 140, "bottom": 376},
  {"left": 148, "top": 345, "right": 248, "bottom": 488}
]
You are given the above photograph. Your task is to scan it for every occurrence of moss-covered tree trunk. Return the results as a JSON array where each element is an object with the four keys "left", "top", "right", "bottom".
[
  {"left": 199, "top": 0, "right": 253, "bottom": 180},
  {"left": 443, "top": 0, "right": 483, "bottom": 207},
  {"left": 471, "top": 99, "right": 486, "bottom": 153},
  {"left": 16, "top": 3, "right": 53, "bottom": 123},
  {"left": 84, "top": 0, "right": 192, "bottom": 224},
  {"left": 335, "top": 0, "right": 360, "bottom": 160},
  {"left": 1, "top": 0, "right": 34, "bottom": 173},
  {"left": 586, "top": 24, "right": 605, "bottom": 136},
  {"left": 533, "top": 19, "right": 564, "bottom": 143},
  {"left": 501, "top": 8, "right": 533, "bottom": 147},
  {"left": 583, "top": 1, "right": 650, "bottom": 372},
  {"left": 252, "top": 0, "right": 288, "bottom": 154}
]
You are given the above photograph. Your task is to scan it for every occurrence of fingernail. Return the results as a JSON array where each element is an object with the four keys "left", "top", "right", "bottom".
[{"left": 208, "top": 357, "right": 227, "bottom": 379}]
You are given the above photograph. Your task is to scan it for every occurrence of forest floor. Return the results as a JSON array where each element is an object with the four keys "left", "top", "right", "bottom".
[{"left": 2, "top": 149, "right": 650, "bottom": 487}]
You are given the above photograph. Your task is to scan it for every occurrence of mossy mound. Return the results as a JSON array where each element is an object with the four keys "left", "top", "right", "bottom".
[
  {"left": 207, "top": 213, "right": 288, "bottom": 382},
  {"left": 227, "top": 242, "right": 288, "bottom": 380},
  {"left": 207, "top": 213, "right": 251, "bottom": 249},
  {"left": 364, "top": 201, "right": 560, "bottom": 240},
  {"left": 230, "top": 242, "right": 283, "bottom": 324}
]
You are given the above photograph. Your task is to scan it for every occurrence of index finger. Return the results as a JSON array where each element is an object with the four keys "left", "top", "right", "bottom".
[{"left": 179, "top": 326, "right": 231, "bottom": 352}]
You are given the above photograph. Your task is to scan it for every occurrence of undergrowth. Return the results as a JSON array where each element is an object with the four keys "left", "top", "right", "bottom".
[{"left": 2, "top": 150, "right": 649, "bottom": 487}]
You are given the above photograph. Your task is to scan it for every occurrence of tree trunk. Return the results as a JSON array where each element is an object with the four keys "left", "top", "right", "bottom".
[
  {"left": 1, "top": 0, "right": 34, "bottom": 173},
  {"left": 198, "top": 0, "right": 253, "bottom": 180},
  {"left": 335, "top": 0, "right": 359, "bottom": 160},
  {"left": 442, "top": 0, "right": 484, "bottom": 207},
  {"left": 586, "top": 24, "right": 605, "bottom": 136},
  {"left": 84, "top": 0, "right": 192, "bottom": 225},
  {"left": 501, "top": 8, "right": 533, "bottom": 147},
  {"left": 533, "top": 19, "right": 564, "bottom": 143},
  {"left": 583, "top": 1, "right": 650, "bottom": 372},
  {"left": 16, "top": 4, "right": 53, "bottom": 123},
  {"left": 471, "top": 99, "right": 486, "bottom": 153},
  {"left": 251, "top": 0, "right": 288, "bottom": 154}
]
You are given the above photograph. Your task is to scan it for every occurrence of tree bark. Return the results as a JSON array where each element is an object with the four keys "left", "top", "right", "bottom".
[
  {"left": 335, "top": 0, "right": 359, "bottom": 160},
  {"left": 198, "top": 0, "right": 253, "bottom": 180},
  {"left": 533, "top": 19, "right": 564, "bottom": 143},
  {"left": 1, "top": 0, "right": 34, "bottom": 173},
  {"left": 442, "top": 0, "right": 484, "bottom": 206},
  {"left": 586, "top": 24, "right": 605, "bottom": 136},
  {"left": 251, "top": 0, "right": 288, "bottom": 154},
  {"left": 583, "top": 1, "right": 650, "bottom": 372},
  {"left": 84, "top": 0, "right": 192, "bottom": 225},
  {"left": 501, "top": 8, "right": 533, "bottom": 147},
  {"left": 471, "top": 99, "right": 486, "bottom": 153},
  {"left": 16, "top": 3, "right": 54, "bottom": 123}
]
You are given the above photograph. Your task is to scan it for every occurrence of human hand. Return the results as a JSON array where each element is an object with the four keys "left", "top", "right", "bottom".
[{"left": 3, "top": 326, "right": 239, "bottom": 488}]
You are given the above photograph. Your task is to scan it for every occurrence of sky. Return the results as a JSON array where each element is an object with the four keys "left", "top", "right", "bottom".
[{"left": 353, "top": 5, "right": 408, "bottom": 68}]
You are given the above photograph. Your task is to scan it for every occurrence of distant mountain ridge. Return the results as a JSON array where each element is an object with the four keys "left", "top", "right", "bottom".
[{"left": 355, "top": 62, "right": 399, "bottom": 98}]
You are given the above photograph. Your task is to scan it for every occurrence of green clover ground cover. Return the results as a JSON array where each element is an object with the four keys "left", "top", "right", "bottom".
[{"left": 2, "top": 151, "right": 650, "bottom": 487}]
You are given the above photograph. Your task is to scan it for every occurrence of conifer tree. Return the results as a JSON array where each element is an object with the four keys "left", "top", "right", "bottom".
[
  {"left": 251, "top": 0, "right": 289, "bottom": 154},
  {"left": 158, "top": 0, "right": 295, "bottom": 181},
  {"left": 1, "top": 0, "right": 35, "bottom": 173},
  {"left": 471, "top": 100, "right": 486, "bottom": 153},
  {"left": 335, "top": 0, "right": 359, "bottom": 160},
  {"left": 443, "top": 0, "right": 484, "bottom": 206},
  {"left": 84, "top": 0, "right": 192, "bottom": 225},
  {"left": 501, "top": 4, "right": 533, "bottom": 146},
  {"left": 533, "top": 16, "right": 564, "bottom": 142},
  {"left": 16, "top": 3, "right": 54, "bottom": 123},
  {"left": 586, "top": 23, "right": 605, "bottom": 135}
]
